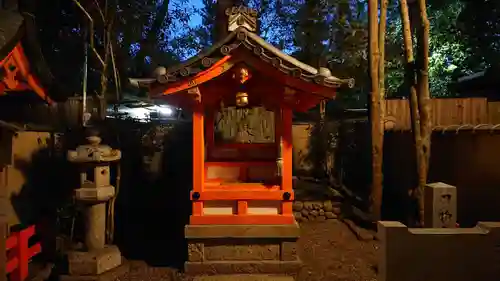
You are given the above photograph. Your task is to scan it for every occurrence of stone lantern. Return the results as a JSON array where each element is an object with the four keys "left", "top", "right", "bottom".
[{"left": 62, "top": 133, "right": 128, "bottom": 281}]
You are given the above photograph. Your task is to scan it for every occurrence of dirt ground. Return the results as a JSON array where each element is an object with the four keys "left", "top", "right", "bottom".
[
  {"left": 120, "top": 220, "right": 378, "bottom": 281},
  {"left": 297, "top": 220, "right": 378, "bottom": 281}
]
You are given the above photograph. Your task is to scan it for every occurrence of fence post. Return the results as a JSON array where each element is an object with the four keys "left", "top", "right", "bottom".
[{"left": 11, "top": 227, "right": 29, "bottom": 281}]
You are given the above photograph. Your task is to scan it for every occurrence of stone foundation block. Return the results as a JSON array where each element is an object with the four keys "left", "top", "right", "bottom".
[
  {"left": 68, "top": 245, "right": 122, "bottom": 276},
  {"left": 378, "top": 221, "right": 500, "bottom": 281},
  {"left": 185, "top": 260, "right": 302, "bottom": 275},
  {"left": 185, "top": 223, "right": 302, "bottom": 276},
  {"left": 60, "top": 261, "right": 129, "bottom": 281},
  {"left": 193, "top": 274, "right": 294, "bottom": 281}
]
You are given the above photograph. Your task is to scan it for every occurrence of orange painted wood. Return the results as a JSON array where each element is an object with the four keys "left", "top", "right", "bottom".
[
  {"left": 205, "top": 161, "right": 275, "bottom": 167},
  {"left": 281, "top": 202, "right": 293, "bottom": 216},
  {"left": 191, "top": 189, "right": 292, "bottom": 200},
  {"left": 237, "top": 201, "right": 248, "bottom": 215},
  {"left": 238, "top": 166, "right": 248, "bottom": 181},
  {"left": 281, "top": 108, "right": 293, "bottom": 192},
  {"left": 6, "top": 235, "right": 17, "bottom": 250},
  {"left": 205, "top": 110, "right": 215, "bottom": 150},
  {"left": 192, "top": 105, "right": 205, "bottom": 193},
  {"left": 274, "top": 108, "right": 282, "bottom": 146},
  {"left": 295, "top": 95, "right": 325, "bottom": 112},
  {"left": 162, "top": 56, "right": 233, "bottom": 96},
  {"left": 190, "top": 215, "right": 295, "bottom": 225},
  {"left": 6, "top": 225, "right": 42, "bottom": 281},
  {"left": 0, "top": 44, "right": 52, "bottom": 103},
  {"left": 204, "top": 184, "right": 280, "bottom": 191},
  {"left": 232, "top": 52, "right": 334, "bottom": 98},
  {"left": 215, "top": 143, "right": 276, "bottom": 149},
  {"left": 192, "top": 202, "right": 203, "bottom": 216}
]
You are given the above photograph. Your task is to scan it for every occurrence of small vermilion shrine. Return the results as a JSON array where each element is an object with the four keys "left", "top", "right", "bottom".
[
  {"left": 133, "top": 6, "right": 353, "bottom": 278},
  {"left": 0, "top": 10, "right": 52, "bottom": 103}
]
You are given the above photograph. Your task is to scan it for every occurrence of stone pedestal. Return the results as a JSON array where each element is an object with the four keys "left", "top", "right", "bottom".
[
  {"left": 62, "top": 135, "right": 128, "bottom": 281},
  {"left": 185, "top": 223, "right": 302, "bottom": 279},
  {"left": 61, "top": 245, "right": 129, "bottom": 281},
  {"left": 424, "top": 182, "right": 457, "bottom": 228}
]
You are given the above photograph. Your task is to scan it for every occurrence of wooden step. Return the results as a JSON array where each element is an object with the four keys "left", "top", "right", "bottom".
[{"left": 194, "top": 275, "right": 294, "bottom": 281}]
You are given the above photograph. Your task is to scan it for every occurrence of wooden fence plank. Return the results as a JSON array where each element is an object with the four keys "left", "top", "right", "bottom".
[{"left": 384, "top": 98, "right": 495, "bottom": 130}]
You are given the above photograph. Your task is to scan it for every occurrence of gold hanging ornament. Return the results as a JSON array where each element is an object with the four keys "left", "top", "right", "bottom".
[
  {"left": 232, "top": 66, "right": 251, "bottom": 84},
  {"left": 235, "top": 92, "right": 249, "bottom": 107}
]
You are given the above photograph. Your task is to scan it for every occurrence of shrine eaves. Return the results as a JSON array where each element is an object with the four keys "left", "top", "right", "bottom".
[{"left": 129, "top": 6, "right": 355, "bottom": 112}]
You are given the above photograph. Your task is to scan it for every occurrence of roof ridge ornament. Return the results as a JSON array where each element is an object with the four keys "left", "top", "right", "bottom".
[{"left": 225, "top": 6, "right": 258, "bottom": 33}]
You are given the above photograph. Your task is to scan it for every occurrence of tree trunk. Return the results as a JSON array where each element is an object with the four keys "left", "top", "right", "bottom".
[
  {"left": 137, "top": 0, "right": 170, "bottom": 70},
  {"left": 399, "top": 0, "right": 423, "bottom": 227},
  {"left": 368, "top": 0, "right": 383, "bottom": 221},
  {"left": 379, "top": 0, "right": 388, "bottom": 123},
  {"left": 415, "top": 0, "right": 431, "bottom": 227}
]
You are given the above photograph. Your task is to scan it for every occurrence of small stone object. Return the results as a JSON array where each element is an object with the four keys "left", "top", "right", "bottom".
[
  {"left": 292, "top": 201, "right": 304, "bottom": 212},
  {"left": 312, "top": 201, "right": 323, "bottom": 210},
  {"left": 301, "top": 209, "right": 309, "bottom": 217},
  {"left": 304, "top": 201, "right": 314, "bottom": 210},
  {"left": 325, "top": 212, "right": 337, "bottom": 219},
  {"left": 316, "top": 215, "right": 326, "bottom": 221},
  {"left": 293, "top": 212, "right": 302, "bottom": 220},
  {"left": 323, "top": 200, "right": 333, "bottom": 212},
  {"left": 292, "top": 200, "right": 340, "bottom": 222}
]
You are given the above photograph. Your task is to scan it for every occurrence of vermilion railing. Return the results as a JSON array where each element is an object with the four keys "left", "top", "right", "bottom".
[{"left": 5, "top": 225, "right": 42, "bottom": 281}]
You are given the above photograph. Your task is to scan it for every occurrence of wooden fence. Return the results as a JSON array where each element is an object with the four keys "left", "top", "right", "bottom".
[
  {"left": 384, "top": 98, "right": 500, "bottom": 130},
  {"left": 0, "top": 96, "right": 106, "bottom": 129},
  {"left": 2, "top": 225, "right": 41, "bottom": 281}
]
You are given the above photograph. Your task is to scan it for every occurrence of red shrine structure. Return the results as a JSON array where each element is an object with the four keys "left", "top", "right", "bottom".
[
  {"left": 0, "top": 9, "right": 52, "bottom": 103},
  {"left": 132, "top": 6, "right": 353, "bottom": 278}
]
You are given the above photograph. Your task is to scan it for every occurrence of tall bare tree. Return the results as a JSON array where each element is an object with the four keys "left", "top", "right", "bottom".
[
  {"left": 399, "top": 0, "right": 431, "bottom": 226},
  {"left": 369, "top": 0, "right": 389, "bottom": 221},
  {"left": 368, "top": 0, "right": 382, "bottom": 221},
  {"left": 415, "top": 0, "right": 431, "bottom": 226}
]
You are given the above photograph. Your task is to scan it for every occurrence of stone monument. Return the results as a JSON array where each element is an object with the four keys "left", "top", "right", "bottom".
[
  {"left": 61, "top": 132, "right": 128, "bottom": 281},
  {"left": 424, "top": 182, "right": 457, "bottom": 228}
]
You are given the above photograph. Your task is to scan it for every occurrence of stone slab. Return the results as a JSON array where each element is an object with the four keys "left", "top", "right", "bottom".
[
  {"left": 378, "top": 221, "right": 500, "bottom": 281},
  {"left": 60, "top": 261, "right": 129, "bottom": 281},
  {"left": 185, "top": 260, "right": 302, "bottom": 275},
  {"left": 68, "top": 245, "right": 122, "bottom": 276},
  {"left": 204, "top": 243, "right": 280, "bottom": 261},
  {"left": 188, "top": 240, "right": 299, "bottom": 262},
  {"left": 185, "top": 223, "right": 300, "bottom": 239},
  {"left": 193, "top": 274, "right": 294, "bottom": 281},
  {"left": 424, "top": 182, "right": 457, "bottom": 228}
]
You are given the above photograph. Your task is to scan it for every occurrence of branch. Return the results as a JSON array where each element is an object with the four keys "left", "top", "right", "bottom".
[
  {"left": 72, "top": 0, "right": 105, "bottom": 67},
  {"left": 93, "top": 0, "right": 105, "bottom": 22}
]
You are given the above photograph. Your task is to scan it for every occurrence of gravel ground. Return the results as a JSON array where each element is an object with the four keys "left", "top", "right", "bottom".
[
  {"left": 119, "top": 220, "right": 378, "bottom": 281},
  {"left": 297, "top": 220, "right": 378, "bottom": 281}
]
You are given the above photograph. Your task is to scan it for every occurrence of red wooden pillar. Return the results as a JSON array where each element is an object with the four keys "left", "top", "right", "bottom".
[
  {"left": 281, "top": 107, "right": 293, "bottom": 218},
  {"left": 192, "top": 103, "right": 205, "bottom": 217}
]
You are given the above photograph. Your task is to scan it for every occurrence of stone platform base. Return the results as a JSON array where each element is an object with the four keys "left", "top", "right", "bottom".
[
  {"left": 60, "top": 261, "right": 129, "bottom": 281},
  {"left": 185, "top": 223, "right": 302, "bottom": 277},
  {"left": 61, "top": 245, "right": 129, "bottom": 281},
  {"left": 193, "top": 274, "right": 294, "bottom": 281},
  {"left": 68, "top": 245, "right": 122, "bottom": 275}
]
